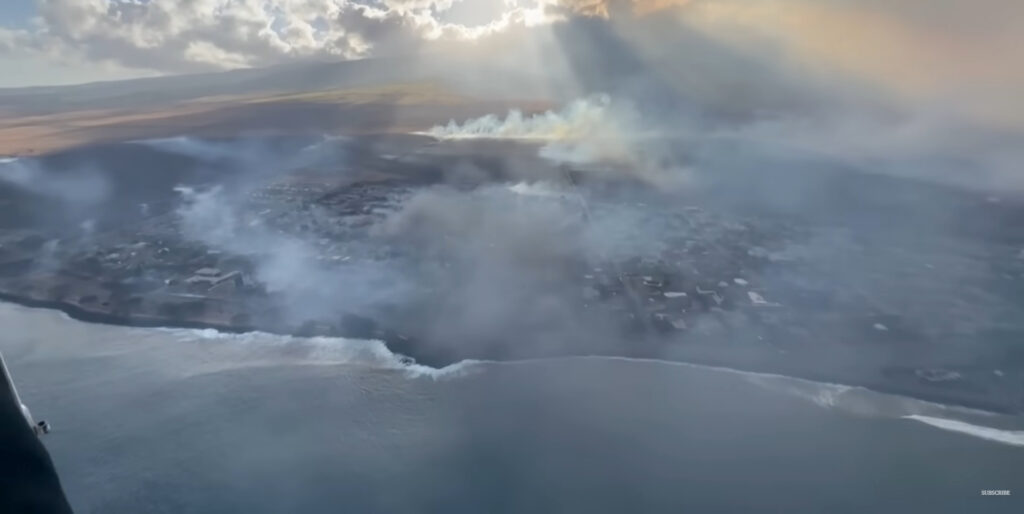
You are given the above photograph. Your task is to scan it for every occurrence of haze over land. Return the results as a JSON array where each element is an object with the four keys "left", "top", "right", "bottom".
[
  {"left": 2, "top": 1, "right": 1022, "bottom": 187},
  {"left": 0, "top": 0, "right": 1022, "bottom": 401},
  {"left": 1, "top": 2, "right": 1023, "bottom": 511}
]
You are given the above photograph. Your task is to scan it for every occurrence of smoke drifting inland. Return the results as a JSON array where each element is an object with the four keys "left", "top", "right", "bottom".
[
  {"left": 111, "top": 129, "right": 768, "bottom": 364},
  {"left": 427, "top": 95, "right": 622, "bottom": 141},
  {"left": 4, "top": 0, "right": 1024, "bottom": 408},
  {"left": 3, "top": 121, "right": 1023, "bottom": 412},
  {"left": 174, "top": 183, "right": 411, "bottom": 324},
  {"left": 427, "top": 95, "right": 692, "bottom": 189},
  {"left": 429, "top": 88, "right": 1024, "bottom": 194},
  {"left": 410, "top": 76, "right": 1024, "bottom": 407}
]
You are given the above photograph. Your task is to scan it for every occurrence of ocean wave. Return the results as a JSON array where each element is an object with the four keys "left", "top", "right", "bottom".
[
  {"left": 12, "top": 302, "right": 1018, "bottom": 434},
  {"left": 560, "top": 356, "right": 1024, "bottom": 448},
  {"left": 158, "top": 327, "right": 481, "bottom": 380},
  {"left": 904, "top": 415, "right": 1024, "bottom": 448},
  {"left": 495, "top": 355, "right": 1004, "bottom": 422},
  {"left": 642, "top": 357, "right": 995, "bottom": 416}
]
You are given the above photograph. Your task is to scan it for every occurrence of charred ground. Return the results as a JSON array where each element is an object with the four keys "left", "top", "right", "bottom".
[{"left": 1, "top": 132, "right": 1023, "bottom": 414}]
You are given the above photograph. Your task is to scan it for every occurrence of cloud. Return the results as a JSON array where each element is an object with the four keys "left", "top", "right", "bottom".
[
  {"left": 547, "top": 0, "right": 693, "bottom": 17},
  {"left": 5, "top": 0, "right": 1019, "bottom": 131},
  {"left": 0, "top": 0, "right": 692, "bottom": 79},
  {"left": 0, "top": 0, "right": 533, "bottom": 75},
  {"left": 3, "top": 0, "right": 1022, "bottom": 176}
]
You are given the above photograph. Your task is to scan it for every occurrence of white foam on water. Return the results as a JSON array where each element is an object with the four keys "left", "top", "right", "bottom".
[
  {"left": 7, "top": 302, "right": 1014, "bottom": 425},
  {"left": 904, "top": 415, "right": 1024, "bottom": 448},
  {"left": 748, "top": 291, "right": 777, "bottom": 306},
  {"left": 404, "top": 359, "right": 484, "bottom": 380},
  {"left": 8, "top": 301, "right": 481, "bottom": 380},
  {"left": 498, "top": 355, "right": 1002, "bottom": 423},
  {"left": 0, "top": 157, "right": 19, "bottom": 165},
  {"left": 764, "top": 380, "right": 854, "bottom": 409},
  {"left": 158, "top": 327, "right": 481, "bottom": 380}
]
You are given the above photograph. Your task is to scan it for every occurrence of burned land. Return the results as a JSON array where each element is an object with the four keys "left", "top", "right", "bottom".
[{"left": 2, "top": 129, "right": 1023, "bottom": 415}]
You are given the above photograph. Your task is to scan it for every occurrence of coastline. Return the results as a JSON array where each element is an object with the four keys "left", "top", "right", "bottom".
[
  {"left": 0, "top": 291, "right": 258, "bottom": 335},
  {"left": 2, "top": 292, "right": 1019, "bottom": 416}
]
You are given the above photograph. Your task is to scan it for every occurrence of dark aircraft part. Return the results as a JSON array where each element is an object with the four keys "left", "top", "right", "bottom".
[{"left": 0, "top": 353, "right": 73, "bottom": 514}]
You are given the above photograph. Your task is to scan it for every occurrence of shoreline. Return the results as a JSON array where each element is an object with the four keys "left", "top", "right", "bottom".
[
  {"left": 2, "top": 293, "right": 1019, "bottom": 416},
  {"left": 0, "top": 290, "right": 434, "bottom": 368},
  {"left": 0, "top": 291, "right": 259, "bottom": 335}
]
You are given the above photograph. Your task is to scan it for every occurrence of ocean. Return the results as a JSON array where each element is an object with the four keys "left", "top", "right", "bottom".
[{"left": 1, "top": 302, "right": 1020, "bottom": 513}]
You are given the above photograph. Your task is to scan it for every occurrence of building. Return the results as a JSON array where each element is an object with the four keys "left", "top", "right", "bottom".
[{"left": 185, "top": 268, "right": 244, "bottom": 294}]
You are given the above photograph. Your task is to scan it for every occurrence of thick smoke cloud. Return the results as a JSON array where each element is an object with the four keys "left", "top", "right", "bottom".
[
  {"left": 154, "top": 132, "right": 695, "bottom": 359},
  {"left": 429, "top": 91, "right": 1024, "bottom": 193},
  {"left": 175, "top": 185, "right": 406, "bottom": 321},
  {"left": 167, "top": 137, "right": 411, "bottom": 324},
  {"left": 368, "top": 181, "right": 690, "bottom": 357},
  {"left": 428, "top": 95, "right": 691, "bottom": 189},
  {"left": 4, "top": 0, "right": 1022, "bottom": 377},
  {"left": 428, "top": 95, "right": 622, "bottom": 141},
  {"left": 373, "top": 185, "right": 589, "bottom": 347},
  {"left": 0, "top": 157, "right": 109, "bottom": 208},
  {"left": 426, "top": 0, "right": 1024, "bottom": 193}
]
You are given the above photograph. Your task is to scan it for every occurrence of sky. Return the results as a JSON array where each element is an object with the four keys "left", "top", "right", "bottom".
[
  {"left": 0, "top": 0, "right": 1020, "bottom": 131},
  {"left": 3, "top": 0, "right": 35, "bottom": 27},
  {"left": 0, "top": 0, "right": 550, "bottom": 87}
]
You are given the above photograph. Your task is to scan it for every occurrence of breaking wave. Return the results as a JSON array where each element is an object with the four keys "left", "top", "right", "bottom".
[
  {"left": 904, "top": 415, "right": 1024, "bottom": 447},
  {"left": 494, "top": 355, "right": 1024, "bottom": 447},
  {"left": 152, "top": 329, "right": 1021, "bottom": 444},
  {"left": 159, "top": 327, "right": 480, "bottom": 380},
  {"left": 16, "top": 300, "right": 1024, "bottom": 447}
]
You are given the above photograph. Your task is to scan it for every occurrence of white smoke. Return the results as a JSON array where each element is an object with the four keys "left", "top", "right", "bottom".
[
  {"left": 429, "top": 85, "right": 1024, "bottom": 193},
  {"left": 716, "top": 111, "right": 1024, "bottom": 191},
  {"left": 427, "top": 95, "right": 621, "bottom": 141},
  {"left": 174, "top": 185, "right": 409, "bottom": 323},
  {"left": 0, "top": 156, "right": 110, "bottom": 206},
  {"left": 427, "top": 95, "right": 691, "bottom": 188}
]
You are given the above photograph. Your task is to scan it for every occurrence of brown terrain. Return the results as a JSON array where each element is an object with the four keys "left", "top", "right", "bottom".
[{"left": 0, "top": 83, "right": 549, "bottom": 156}]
